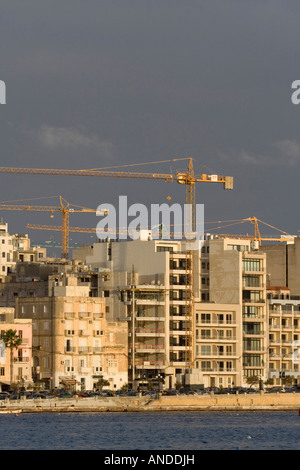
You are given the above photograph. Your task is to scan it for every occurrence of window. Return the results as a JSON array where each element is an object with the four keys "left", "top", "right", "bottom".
[
  {"left": 242, "top": 259, "right": 262, "bottom": 272},
  {"left": 157, "top": 246, "right": 174, "bottom": 252},
  {"left": 243, "top": 306, "right": 259, "bottom": 318},
  {"left": 243, "top": 275, "right": 261, "bottom": 287},
  {"left": 201, "top": 345, "right": 211, "bottom": 356},
  {"left": 201, "top": 361, "right": 211, "bottom": 371},
  {"left": 243, "top": 339, "right": 261, "bottom": 351},
  {"left": 201, "top": 313, "right": 210, "bottom": 324},
  {"left": 201, "top": 329, "right": 211, "bottom": 338},
  {"left": 243, "top": 323, "right": 262, "bottom": 335},
  {"left": 243, "top": 355, "right": 261, "bottom": 367},
  {"left": 227, "top": 244, "right": 249, "bottom": 252},
  {"left": 104, "top": 291, "right": 110, "bottom": 298},
  {"left": 243, "top": 290, "right": 262, "bottom": 302}
]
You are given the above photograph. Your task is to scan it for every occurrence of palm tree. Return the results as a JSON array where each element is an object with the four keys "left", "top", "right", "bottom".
[{"left": 2, "top": 329, "right": 22, "bottom": 386}]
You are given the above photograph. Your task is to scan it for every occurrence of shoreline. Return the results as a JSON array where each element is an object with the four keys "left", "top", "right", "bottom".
[{"left": 2, "top": 393, "right": 300, "bottom": 413}]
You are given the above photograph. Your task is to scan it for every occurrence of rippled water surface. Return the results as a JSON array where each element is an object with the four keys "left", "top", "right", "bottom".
[{"left": 1, "top": 411, "right": 300, "bottom": 450}]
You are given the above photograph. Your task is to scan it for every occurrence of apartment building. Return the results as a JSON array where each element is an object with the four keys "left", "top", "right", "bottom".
[
  {"left": 0, "top": 221, "right": 46, "bottom": 280},
  {"left": 0, "top": 307, "right": 33, "bottom": 389},
  {"left": 15, "top": 274, "right": 128, "bottom": 391},
  {"left": 267, "top": 286, "right": 300, "bottom": 385},
  {"left": 207, "top": 237, "right": 267, "bottom": 383},
  {"left": 73, "top": 234, "right": 258, "bottom": 388},
  {"left": 258, "top": 237, "right": 300, "bottom": 294},
  {"left": 193, "top": 302, "right": 242, "bottom": 389}
]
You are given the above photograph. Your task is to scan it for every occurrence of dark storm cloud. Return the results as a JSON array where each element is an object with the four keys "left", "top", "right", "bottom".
[{"left": 1, "top": 0, "right": 300, "bottom": 238}]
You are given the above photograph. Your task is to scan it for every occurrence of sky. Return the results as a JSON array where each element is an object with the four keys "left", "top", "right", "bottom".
[{"left": 1, "top": 0, "right": 300, "bottom": 250}]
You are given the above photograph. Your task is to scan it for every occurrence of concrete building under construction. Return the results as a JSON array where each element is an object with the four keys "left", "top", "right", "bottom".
[{"left": 73, "top": 232, "right": 267, "bottom": 389}]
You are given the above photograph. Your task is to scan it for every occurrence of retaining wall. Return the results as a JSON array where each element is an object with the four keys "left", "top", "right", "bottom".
[{"left": 2, "top": 392, "right": 300, "bottom": 412}]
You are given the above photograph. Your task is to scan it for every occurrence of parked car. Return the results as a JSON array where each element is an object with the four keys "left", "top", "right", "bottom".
[
  {"left": 57, "top": 392, "right": 74, "bottom": 398},
  {"left": 265, "top": 386, "right": 286, "bottom": 393},
  {"left": 165, "top": 389, "right": 179, "bottom": 396}
]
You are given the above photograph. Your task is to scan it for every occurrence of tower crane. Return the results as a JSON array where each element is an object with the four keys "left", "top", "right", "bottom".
[
  {"left": 0, "top": 158, "right": 233, "bottom": 373},
  {"left": 0, "top": 158, "right": 233, "bottom": 233},
  {"left": 205, "top": 216, "right": 295, "bottom": 247},
  {"left": 0, "top": 196, "right": 107, "bottom": 258}
]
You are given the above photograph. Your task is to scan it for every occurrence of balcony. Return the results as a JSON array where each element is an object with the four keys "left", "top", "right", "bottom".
[
  {"left": 79, "top": 330, "right": 91, "bottom": 336},
  {"left": 133, "top": 344, "right": 165, "bottom": 353},
  {"left": 78, "top": 346, "right": 93, "bottom": 353},
  {"left": 64, "top": 347, "right": 76, "bottom": 353},
  {"left": 133, "top": 328, "right": 165, "bottom": 336},
  {"left": 14, "top": 357, "right": 30, "bottom": 363},
  {"left": 200, "top": 335, "right": 237, "bottom": 342},
  {"left": 79, "top": 312, "right": 93, "bottom": 319},
  {"left": 130, "top": 360, "right": 166, "bottom": 369}
]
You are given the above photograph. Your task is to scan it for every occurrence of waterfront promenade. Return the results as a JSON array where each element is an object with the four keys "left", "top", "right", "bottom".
[{"left": 2, "top": 392, "right": 300, "bottom": 413}]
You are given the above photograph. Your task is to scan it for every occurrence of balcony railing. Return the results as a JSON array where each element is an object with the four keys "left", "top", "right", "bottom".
[{"left": 134, "top": 344, "right": 165, "bottom": 350}]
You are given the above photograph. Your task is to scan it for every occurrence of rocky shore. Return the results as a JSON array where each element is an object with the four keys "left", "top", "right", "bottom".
[{"left": 1, "top": 392, "right": 300, "bottom": 413}]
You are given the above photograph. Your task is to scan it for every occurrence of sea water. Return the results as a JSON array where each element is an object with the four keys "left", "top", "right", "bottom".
[{"left": 1, "top": 411, "right": 300, "bottom": 451}]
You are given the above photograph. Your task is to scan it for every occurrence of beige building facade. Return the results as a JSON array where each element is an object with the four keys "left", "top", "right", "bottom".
[
  {"left": 193, "top": 302, "right": 242, "bottom": 389},
  {"left": 207, "top": 237, "right": 267, "bottom": 383},
  {"left": 0, "top": 220, "right": 46, "bottom": 280},
  {"left": 267, "top": 286, "right": 300, "bottom": 385},
  {"left": 0, "top": 307, "right": 33, "bottom": 389},
  {"left": 74, "top": 234, "right": 263, "bottom": 388},
  {"left": 15, "top": 274, "right": 128, "bottom": 391}
]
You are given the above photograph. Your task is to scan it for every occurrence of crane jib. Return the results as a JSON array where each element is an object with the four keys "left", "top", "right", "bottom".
[{"left": 0, "top": 167, "right": 175, "bottom": 180}]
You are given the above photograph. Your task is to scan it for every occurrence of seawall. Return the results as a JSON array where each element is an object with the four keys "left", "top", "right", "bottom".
[{"left": 2, "top": 392, "right": 300, "bottom": 413}]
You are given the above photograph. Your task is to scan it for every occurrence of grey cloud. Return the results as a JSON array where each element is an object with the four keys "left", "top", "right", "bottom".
[
  {"left": 218, "top": 139, "right": 300, "bottom": 167},
  {"left": 29, "top": 125, "right": 116, "bottom": 159}
]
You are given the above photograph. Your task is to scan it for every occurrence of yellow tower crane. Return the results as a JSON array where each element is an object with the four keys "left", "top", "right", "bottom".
[
  {"left": 0, "top": 158, "right": 233, "bottom": 371},
  {"left": 205, "top": 216, "right": 295, "bottom": 246},
  {"left": 0, "top": 158, "right": 233, "bottom": 232},
  {"left": 0, "top": 196, "right": 106, "bottom": 258}
]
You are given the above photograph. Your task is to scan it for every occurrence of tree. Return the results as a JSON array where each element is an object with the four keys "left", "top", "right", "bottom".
[
  {"left": 96, "top": 378, "right": 110, "bottom": 391},
  {"left": 246, "top": 375, "right": 259, "bottom": 389},
  {"left": 283, "top": 375, "right": 294, "bottom": 386},
  {"left": 2, "top": 329, "right": 22, "bottom": 386}
]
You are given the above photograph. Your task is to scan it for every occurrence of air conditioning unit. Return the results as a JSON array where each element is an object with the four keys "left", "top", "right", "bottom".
[{"left": 61, "top": 361, "right": 65, "bottom": 365}]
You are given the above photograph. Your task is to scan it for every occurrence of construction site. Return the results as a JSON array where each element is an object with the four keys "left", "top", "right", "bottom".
[{"left": 0, "top": 158, "right": 298, "bottom": 393}]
